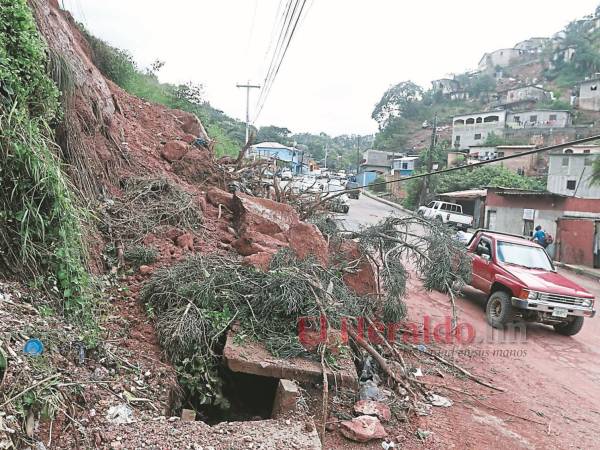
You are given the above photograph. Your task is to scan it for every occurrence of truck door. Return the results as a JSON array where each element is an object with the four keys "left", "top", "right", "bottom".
[{"left": 471, "top": 236, "right": 494, "bottom": 292}]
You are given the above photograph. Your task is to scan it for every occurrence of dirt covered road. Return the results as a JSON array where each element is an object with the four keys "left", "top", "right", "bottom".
[{"left": 338, "top": 195, "right": 600, "bottom": 449}]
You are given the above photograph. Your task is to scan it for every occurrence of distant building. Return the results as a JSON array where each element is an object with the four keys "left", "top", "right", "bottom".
[
  {"left": 514, "top": 37, "right": 549, "bottom": 53},
  {"left": 360, "top": 149, "right": 402, "bottom": 174},
  {"left": 560, "top": 144, "right": 600, "bottom": 154},
  {"left": 490, "top": 145, "right": 546, "bottom": 177},
  {"left": 497, "top": 85, "right": 551, "bottom": 106},
  {"left": 451, "top": 110, "right": 507, "bottom": 150},
  {"left": 468, "top": 145, "right": 497, "bottom": 161},
  {"left": 506, "top": 110, "right": 571, "bottom": 128},
  {"left": 391, "top": 156, "right": 419, "bottom": 176},
  {"left": 547, "top": 152, "right": 600, "bottom": 198},
  {"left": 247, "top": 141, "right": 306, "bottom": 174},
  {"left": 578, "top": 76, "right": 600, "bottom": 111},
  {"left": 431, "top": 78, "right": 461, "bottom": 96},
  {"left": 478, "top": 48, "right": 524, "bottom": 71}
]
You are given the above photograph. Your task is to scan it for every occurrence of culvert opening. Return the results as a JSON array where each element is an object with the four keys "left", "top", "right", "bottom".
[{"left": 192, "top": 367, "right": 279, "bottom": 425}]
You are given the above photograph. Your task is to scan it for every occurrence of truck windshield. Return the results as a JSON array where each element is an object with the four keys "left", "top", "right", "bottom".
[{"left": 496, "top": 241, "right": 553, "bottom": 271}]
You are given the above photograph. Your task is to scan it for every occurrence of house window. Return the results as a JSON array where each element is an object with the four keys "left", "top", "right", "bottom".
[
  {"left": 562, "top": 156, "right": 569, "bottom": 166},
  {"left": 474, "top": 133, "right": 482, "bottom": 140},
  {"left": 591, "top": 85, "right": 598, "bottom": 91},
  {"left": 497, "top": 151, "right": 505, "bottom": 158},
  {"left": 402, "top": 163, "right": 408, "bottom": 170},
  {"left": 566, "top": 180, "right": 577, "bottom": 190},
  {"left": 564, "top": 148, "right": 574, "bottom": 154},
  {"left": 584, "top": 149, "right": 591, "bottom": 154},
  {"left": 513, "top": 115, "right": 521, "bottom": 123},
  {"left": 549, "top": 114, "right": 557, "bottom": 121},
  {"left": 529, "top": 115, "right": 538, "bottom": 122}
]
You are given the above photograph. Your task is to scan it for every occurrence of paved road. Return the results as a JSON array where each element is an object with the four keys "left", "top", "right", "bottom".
[
  {"left": 339, "top": 193, "right": 409, "bottom": 231},
  {"left": 345, "top": 193, "right": 600, "bottom": 449}
]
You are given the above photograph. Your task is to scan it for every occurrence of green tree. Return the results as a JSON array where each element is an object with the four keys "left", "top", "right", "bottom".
[
  {"left": 256, "top": 125, "right": 292, "bottom": 145},
  {"left": 372, "top": 81, "right": 423, "bottom": 128},
  {"left": 402, "top": 165, "right": 545, "bottom": 210}
]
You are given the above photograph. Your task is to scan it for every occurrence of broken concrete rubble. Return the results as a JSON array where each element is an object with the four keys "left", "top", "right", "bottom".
[
  {"left": 223, "top": 330, "right": 358, "bottom": 389},
  {"left": 271, "top": 379, "right": 300, "bottom": 418},
  {"left": 340, "top": 415, "right": 387, "bottom": 442},
  {"left": 353, "top": 400, "right": 392, "bottom": 422}
]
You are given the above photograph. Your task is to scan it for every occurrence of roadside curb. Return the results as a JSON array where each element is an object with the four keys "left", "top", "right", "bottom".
[
  {"left": 362, "top": 191, "right": 414, "bottom": 214},
  {"left": 554, "top": 261, "right": 600, "bottom": 281}
]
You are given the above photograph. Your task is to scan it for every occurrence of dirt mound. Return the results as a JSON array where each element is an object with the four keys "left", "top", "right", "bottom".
[{"left": 31, "top": 0, "right": 222, "bottom": 201}]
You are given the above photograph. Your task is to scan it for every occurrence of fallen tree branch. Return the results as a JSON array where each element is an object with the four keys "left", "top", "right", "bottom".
[
  {"left": 414, "top": 346, "right": 505, "bottom": 392},
  {"left": 0, "top": 373, "right": 61, "bottom": 408}
]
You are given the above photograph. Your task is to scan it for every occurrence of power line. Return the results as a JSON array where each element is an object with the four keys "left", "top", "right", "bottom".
[
  {"left": 244, "top": 0, "right": 259, "bottom": 66},
  {"left": 325, "top": 134, "right": 600, "bottom": 193},
  {"left": 253, "top": 0, "right": 309, "bottom": 123},
  {"left": 254, "top": 0, "right": 298, "bottom": 116}
]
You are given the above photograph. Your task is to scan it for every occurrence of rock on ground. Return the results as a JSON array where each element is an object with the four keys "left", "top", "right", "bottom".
[{"left": 340, "top": 415, "right": 387, "bottom": 443}]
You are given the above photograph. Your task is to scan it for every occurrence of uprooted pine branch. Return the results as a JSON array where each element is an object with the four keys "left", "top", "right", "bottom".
[
  {"left": 103, "top": 177, "right": 203, "bottom": 244},
  {"left": 142, "top": 215, "right": 472, "bottom": 416}
]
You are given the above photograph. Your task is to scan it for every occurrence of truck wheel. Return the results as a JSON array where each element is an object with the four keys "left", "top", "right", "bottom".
[
  {"left": 553, "top": 317, "right": 584, "bottom": 336},
  {"left": 486, "top": 291, "right": 515, "bottom": 328}
]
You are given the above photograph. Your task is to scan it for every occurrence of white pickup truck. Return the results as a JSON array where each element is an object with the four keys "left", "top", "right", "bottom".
[{"left": 418, "top": 201, "right": 473, "bottom": 231}]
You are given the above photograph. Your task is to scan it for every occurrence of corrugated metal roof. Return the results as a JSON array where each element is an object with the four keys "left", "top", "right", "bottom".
[{"left": 439, "top": 189, "right": 487, "bottom": 199}]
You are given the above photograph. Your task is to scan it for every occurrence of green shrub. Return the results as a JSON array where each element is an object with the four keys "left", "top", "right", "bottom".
[
  {"left": 370, "top": 175, "right": 387, "bottom": 193},
  {"left": 0, "top": 0, "right": 91, "bottom": 321}
]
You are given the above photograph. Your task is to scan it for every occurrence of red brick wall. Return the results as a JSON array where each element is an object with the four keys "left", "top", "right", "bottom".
[{"left": 557, "top": 218, "right": 596, "bottom": 266}]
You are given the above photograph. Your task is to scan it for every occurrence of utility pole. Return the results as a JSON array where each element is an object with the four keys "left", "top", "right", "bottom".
[
  {"left": 419, "top": 115, "right": 437, "bottom": 206},
  {"left": 236, "top": 81, "right": 261, "bottom": 144},
  {"left": 355, "top": 135, "right": 361, "bottom": 175},
  {"left": 324, "top": 145, "right": 328, "bottom": 169}
]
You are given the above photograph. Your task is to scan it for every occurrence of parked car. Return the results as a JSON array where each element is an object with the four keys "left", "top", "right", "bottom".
[
  {"left": 345, "top": 177, "right": 360, "bottom": 199},
  {"left": 466, "top": 230, "right": 595, "bottom": 335},
  {"left": 418, "top": 201, "right": 473, "bottom": 231}
]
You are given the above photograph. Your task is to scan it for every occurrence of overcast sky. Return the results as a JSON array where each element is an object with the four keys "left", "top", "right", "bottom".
[{"left": 62, "top": 0, "right": 599, "bottom": 136}]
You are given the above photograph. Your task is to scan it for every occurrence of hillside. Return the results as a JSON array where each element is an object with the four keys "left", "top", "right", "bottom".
[{"left": 372, "top": 4, "right": 600, "bottom": 153}]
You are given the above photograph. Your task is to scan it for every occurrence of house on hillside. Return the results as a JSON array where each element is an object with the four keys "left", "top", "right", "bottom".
[
  {"left": 497, "top": 85, "right": 552, "bottom": 106},
  {"left": 431, "top": 78, "right": 461, "bottom": 97},
  {"left": 506, "top": 110, "right": 571, "bottom": 128},
  {"left": 478, "top": 48, "right": 525, "bottom": 71},
  {"left": 490, "top": 145, "right": 546, "bottom": 176},
  {"left": 514, "top": 37, "right": 549, "bottom": 53},
  {"left": 468, "top": 145, "right": 497, "bottom": 161},
  {"left": 577, "top": 76, "right": 600, "bottom": 111},
  {"left": 547, "top": 152, "right": 600, "bottom": 198},
  {"left": 451, "top": 110, "right": 507, "bottom": 150},
  {"left": 391, "top": 156, "right": 419, "bottom": 176}
]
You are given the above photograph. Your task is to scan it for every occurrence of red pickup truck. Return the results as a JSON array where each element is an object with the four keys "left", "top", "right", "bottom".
[{"left": 466, "top": 230, "right": 595, "bottom": 336}]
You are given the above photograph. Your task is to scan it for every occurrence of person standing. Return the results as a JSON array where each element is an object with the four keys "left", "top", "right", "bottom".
[{"left": 532, "top": 225, "right": 547, "bottom": 248}]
